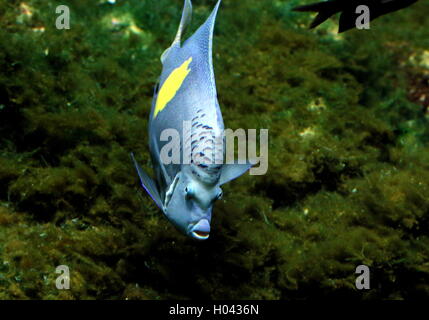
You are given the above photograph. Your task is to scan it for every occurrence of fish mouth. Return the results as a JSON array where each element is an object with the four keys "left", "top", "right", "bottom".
[
  {"left": 190, "top": 219, "right": 210, "bottom": 240},
  {"left": 192, "top": 230, "right": 210, "bottom": 240}
]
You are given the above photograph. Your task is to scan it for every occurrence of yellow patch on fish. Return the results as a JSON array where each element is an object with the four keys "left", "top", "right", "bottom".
[{"left": 153, "top": 57, "right": 193, "bottom": 119}]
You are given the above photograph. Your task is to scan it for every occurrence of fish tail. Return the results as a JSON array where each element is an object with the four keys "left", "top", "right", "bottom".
[{"left": 293, "top": 0, "right": 341, "bottom": 29}]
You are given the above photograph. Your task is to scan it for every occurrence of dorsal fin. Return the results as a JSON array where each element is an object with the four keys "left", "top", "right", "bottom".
[{"left": 161, "top": 0, "right": 193, "bottom": 63}]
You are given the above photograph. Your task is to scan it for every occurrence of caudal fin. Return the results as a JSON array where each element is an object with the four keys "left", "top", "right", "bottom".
[{"left": 293, "top": 0, "right": 341, "bottom": 29}]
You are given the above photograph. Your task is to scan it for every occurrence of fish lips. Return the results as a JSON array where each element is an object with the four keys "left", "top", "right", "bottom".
[{"left": 188, "top": 218, "right": 211, "bottom": 240}]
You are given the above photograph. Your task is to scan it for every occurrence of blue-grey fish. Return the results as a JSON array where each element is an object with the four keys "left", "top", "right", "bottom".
[{"left": 131, "top": 0, "right": 251, "bottom": 240}]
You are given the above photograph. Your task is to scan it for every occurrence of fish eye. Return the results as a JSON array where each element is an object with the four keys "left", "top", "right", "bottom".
[{"left": 185, "top": 186, "right": 193, "bottom": 199}]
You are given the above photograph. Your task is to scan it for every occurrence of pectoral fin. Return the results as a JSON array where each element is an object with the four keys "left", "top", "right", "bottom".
[
  {"left": 131, "top": 152, "right": 164, "bottom": 210},
  {"left": 219, "top": 161, "right": 252, "bottom": 185}
]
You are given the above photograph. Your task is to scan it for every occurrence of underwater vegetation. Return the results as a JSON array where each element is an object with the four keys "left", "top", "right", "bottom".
[{"left": 0, "top": 0, "right": 428, "bottom": 299}]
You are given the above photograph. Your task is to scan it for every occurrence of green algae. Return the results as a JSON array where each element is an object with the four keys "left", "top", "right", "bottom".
[{"left": 0, "top": 0, "right": 429, "bottom": 299}]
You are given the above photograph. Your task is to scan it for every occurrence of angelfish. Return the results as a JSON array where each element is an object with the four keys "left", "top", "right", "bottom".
[{"left": 131, "top": 0, "right": 251, "bottom": 240}]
